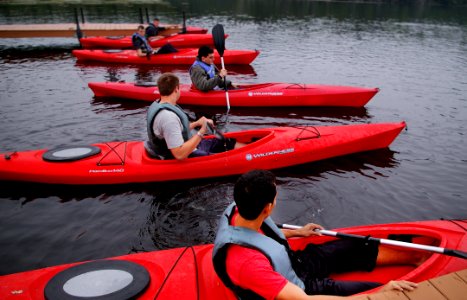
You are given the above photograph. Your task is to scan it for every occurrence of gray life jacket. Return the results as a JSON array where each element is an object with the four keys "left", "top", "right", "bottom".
[
  {"left": 212, "top": 203, "right": 305, "bottom": 300},
  {"left": 145, "top": 100, "right": 191, "bottom": 159}
]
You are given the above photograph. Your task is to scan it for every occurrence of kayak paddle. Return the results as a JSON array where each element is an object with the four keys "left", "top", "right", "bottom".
[
  {"left": 207, "top": 122, "right": 226, "bottom": 141},
  {"left": 212, "top": 24, "right": 230, "bottom": 112},
  {"left": 278, "top": 223, "right": 467, "bottom": 260},
  {"left": 182, "top": 11, "right": 187, "bottom": 34}
]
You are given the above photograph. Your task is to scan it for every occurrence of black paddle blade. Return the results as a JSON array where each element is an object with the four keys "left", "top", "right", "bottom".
[
  {"left": 445, "top": 249, "right": 467, "bottom": 259},
  {"left": 212, "top": 24, "right": 225, "bottom": 57}
]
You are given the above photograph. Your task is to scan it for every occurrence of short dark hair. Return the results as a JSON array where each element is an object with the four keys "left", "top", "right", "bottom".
[
  {"left": 153, "top": 18, "right": 160, "bottom": 22},
  {"left": 234, "top": 170, "right": 277, "bottom": 220},
  {"left": 157, "top": 73, "right": 179, "bottom": 96},
  {"left": 197, "top": 45, "right": 214, "bottom": 59},
  {"left": 137, "top": 25, "right": 145, "bottom": 30}
]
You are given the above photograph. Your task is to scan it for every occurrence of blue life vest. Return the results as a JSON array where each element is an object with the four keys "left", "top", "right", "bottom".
[
  {"left": 132, "top": 32, "right": 152, "bottom": 53},
  {"left": 145, "top": 101, "right": 191, "bottom": 159},
  {"left": 212, "top": 203, "right": 305, "bottom": 299},
  {"left": 190, "top": 59, "right": 215, "bottom": 79}
]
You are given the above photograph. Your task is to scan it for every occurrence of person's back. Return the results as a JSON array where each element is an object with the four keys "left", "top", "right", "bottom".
[
  {"left": 213, "top": 170, "right": 420, "bottom": 300},
  {"left": 132, "top": 25, "right": 152, "bottom": 56},
  {"left": 145, "top": 73, "right": 242, "bottom": 160},
  {"left": 146, "top": 18, "right": 166, "bottom": 38}
]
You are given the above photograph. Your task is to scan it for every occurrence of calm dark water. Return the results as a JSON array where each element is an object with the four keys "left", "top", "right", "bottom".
[{"left": 0, "top": 1, "right": 466, "bottom": 276}]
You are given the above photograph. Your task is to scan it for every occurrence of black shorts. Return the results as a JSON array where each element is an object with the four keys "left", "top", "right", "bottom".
[
  {"left": 292, "top": 239, "right": 381, "bottom": 296},
  {"left": 189, "top": 138, "right": 236, "bottom": 157}
]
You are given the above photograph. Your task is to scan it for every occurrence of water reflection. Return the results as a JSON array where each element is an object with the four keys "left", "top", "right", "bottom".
[
  {"left": 75, "top": 62, "right": 257, "bottom": 78},
  {"left": 133, "top": 148, "right": 398, "bottom": 250}
]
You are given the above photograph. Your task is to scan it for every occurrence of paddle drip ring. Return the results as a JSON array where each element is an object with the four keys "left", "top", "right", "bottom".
[{"left": 44, "top": 260, "right": 150, "bottom": 300}]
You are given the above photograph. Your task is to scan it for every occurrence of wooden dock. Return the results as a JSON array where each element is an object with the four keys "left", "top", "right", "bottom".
[
  {"left": 366, "top": 269, "right": 467, "bottom": 300},
  {"left": 0, "top": 23, "right": 182, "bottom": 38}
]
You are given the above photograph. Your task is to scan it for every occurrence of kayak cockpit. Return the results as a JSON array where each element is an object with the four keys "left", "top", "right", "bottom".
[
  {"left": 188, "top": 82, "right": 276, "bottom": 93},
  {"left": 141, "top": 128, "right": 275, "bottom": 162},
  {"left": 289, "top": 226, "right": 445, "bottom": 285}
]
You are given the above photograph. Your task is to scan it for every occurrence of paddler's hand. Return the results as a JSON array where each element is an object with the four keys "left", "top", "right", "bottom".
[
  {"left": 380, "top": 280, "right": 418, "bottom": 292},
  {"left": 218, "top": 69, "right": 228, "bottom": 78},
  {"left": 282, "top": 223, "right": 323, "bottom": 238},
  {"left": 296, "top": 223, "right": 324, "bottom": 237},
  {"left": 192, "top": 116, "right": 213, "bottom": 135}
]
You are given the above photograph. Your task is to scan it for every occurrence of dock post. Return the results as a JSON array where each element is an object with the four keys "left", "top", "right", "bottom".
[
  {"left": 182, "top": 11, "right": 187, "bottom": 33},
  {"left": 139, "top": 8, "right": 144, "bottom": 24},
  {"left": 74, "top": 8, "right": 83, "bottom": 43},
  {"left": 80, "top": 7, "right": 85, "bottom": 24}
]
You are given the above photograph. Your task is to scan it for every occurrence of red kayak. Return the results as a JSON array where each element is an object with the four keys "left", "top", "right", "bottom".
[
  {"left": 72, "top": 48, "right": 259, "bottom": 65},
  {"left": 0, "top": 123, "right": 405, "bottom": 185},
  {"left": 89, "top": 81, "right": 379, "bottom": 107},
  {"left": 0, "top": 219, "right": 465, "bottom": 300},
  {"left": 79, "top": 33, "right": 229, "bottom": 49}
]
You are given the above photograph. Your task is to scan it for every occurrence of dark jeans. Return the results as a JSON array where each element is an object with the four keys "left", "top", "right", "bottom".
[
  {"left": 156, "top": 43, "right": 178, "bottom": 54},
  {"left": 189, "top": 138, "right": 236, "bottom": 157},
  {"left": 292, "top": 239, "right": 382, "bottom": 296}
]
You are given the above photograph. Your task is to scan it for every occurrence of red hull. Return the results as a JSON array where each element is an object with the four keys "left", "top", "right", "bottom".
[
  {"left": 80, "top": 33, "right": 228, "bottom": 49},
  {"left": 0, "top": 123, "right": 405, "bottom": 185},
  {"left": 89, "top": 82, "right": 379, "bottom": 107},
  {"left": 0, "top": 219, "right": 465, "bottom": 300},
  {"left": 182, "top": 26, "right": 208, "bottom": 34},
  {"left": 72, "top": 48, "right": 259, "bottom": 65}
]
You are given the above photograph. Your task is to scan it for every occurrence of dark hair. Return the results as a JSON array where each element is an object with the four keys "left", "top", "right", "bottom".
[
  {"left": 137, "top": 25, "right": 145, "bottom": 30},
  {"left": 234, "top": 170, "right": 277, "bottom": 220},
  {"left": 157, "top": 73, "right": 179, "bottom": 96},
  {"left": 197, "top": 45, "right": 214, "bottom": 59}
]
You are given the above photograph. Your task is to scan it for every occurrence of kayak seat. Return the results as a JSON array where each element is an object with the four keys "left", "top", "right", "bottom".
[
  {"left": 330, "top": 264, "right": 415, "bottom": 284},
  {"left": 43, "top": 145, "right": 101, "bottom": 162},
  {"left": 135, "top": 81, "right": 158, "bottom": 88},
  {"left": 103, "top": 49, "right": 124, "bottom": 53},
  {"left": 106, "top": 36, "right": 125, "bottom": 40}
]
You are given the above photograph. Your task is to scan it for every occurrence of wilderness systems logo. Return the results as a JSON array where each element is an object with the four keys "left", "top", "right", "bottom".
[
  {"left": 172, "top": 55, "right": 195, "bottom": 59},
  {"left": 245, "top": 148, "right": 294, "bottom": 161},
  {"left": 89, "top": 168, "right": 125, "bottom": 173},
  {"left": 248, "top": 92, "right": 283, "bottom": 97}
]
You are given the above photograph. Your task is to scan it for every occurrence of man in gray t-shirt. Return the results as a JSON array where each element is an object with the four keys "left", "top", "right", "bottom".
[
  {"left": 145, "top": 73, "right": 212, "bottom": 160},
  {"left": 152, "top": 109, "right": 186, "bottom": 150}
]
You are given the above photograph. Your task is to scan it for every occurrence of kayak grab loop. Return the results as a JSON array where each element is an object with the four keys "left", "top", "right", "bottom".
[
  {"left": 442, "top": 219, "right": 467, "bottom": 232},
  {"left": 3, "top": 151, "right": 17, "bottom": 160},
  {"left": 44, "top": 260, "right": 150, "bottom": 300},
  {"left": 97, "top": 142, "right": 127, "bottom": 166},
  {"left": 294, "top": 126, "right": 320, "bottom": 141},
  {"left": 154, "top": 246, "right": 200, "bottom": 300},
  {"left": 42, "top": 146, "right": 101, "bottom": 162},
  {"left": 284, "top": 83, "right": 307, "bottom": 89}
]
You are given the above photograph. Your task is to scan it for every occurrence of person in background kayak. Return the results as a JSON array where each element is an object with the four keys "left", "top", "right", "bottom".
[
  {"left": 145, "top": 73, "right": 243, "bottom": 160},
  {"left": 213, "top": 169, "right": 420, "bottom": 300},
  {"left": 145, "top": 17, "right": 177, "bottom": 38},
  {"left": 189, "top": 45, "right": 235, "bottom": 91},
  {"left": 132, "top": 25, "right": 177, "bottom": 58}
]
